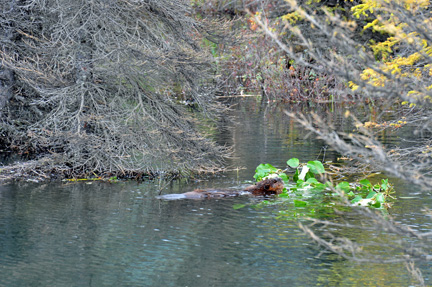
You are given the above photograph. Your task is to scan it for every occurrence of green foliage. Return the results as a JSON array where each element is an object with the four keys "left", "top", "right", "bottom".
[
  {"left": 253, "top": 163, "right": 289, "bottom": 184},
  {"left": 348, "top": 178, "right": 394, "bottom": 208},
  {"left": 233, "top": 204, "right": 246, "bottom": 210},
  {"left": 253, "top": 163, "right": 279, "bottom": 181},
  {"left": 293, "top": 200, "right": 308, "bottom": 207},
  {"left": 253, "top": 158, "right": 329, "bottom": 196},
  {"left": 287, "top": 158, "right": 300, "bottom": 168},
  {"left": 336, "top": 181, "right": 350, "bottom": 193},
  {"left": 243, "top": 158, "right": 395, "bottom": 216},
  {"left": 307, "top": 160, "right": 325, "bottom": 174}
]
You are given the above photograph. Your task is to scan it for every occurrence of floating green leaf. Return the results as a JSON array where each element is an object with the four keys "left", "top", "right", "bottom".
[
  {"left": 287, "top": 158, "right": 300, "bottom": 168},
  {"left": 305, "top": 171, "right": 316, "bottom": 181},
  {"left": 366, "top": 191, "right": 377, "bottom": 199},
  {"left": 278, "top": 172, "right": 289, "bottom": 183},
  {"left": 310, "top": 184, "right": 326, "bottom": 192},
  {"left": 294, "top": 200, "right": 308, "bottom": 207},
  {"left": 307, "top": 160, "right": 325, "bottom": 174},
  {"left": 254, "top": 163, "right": 279, "bottom": 181},
  {"left": 306, "top": 178, "right": 319, "bottom": 184},
  {"left": 351, "top": 195, "right": 363, "bottom": 204},
  {"left": 293, "top": 169, "right": 300, "bottom": 182},
  {"left": 233, "top": 204, "right": 246, "bottom": 210},
  {"left": 371, "top": 201, "right": 381, "bottom": 208},
  {"left": 336, "top": 181, "right": 350, "bottom": 193},
  {"left": 278, "top": 191, "right": 289, "bottom": 198},
  {"left": 359, "top": 179, "right": 372, "bottom": 187},
  {"left": 375, "top": 193, "right": 385, "bottom": 204},
  {"left": 381, "top": 179, "right": 389, "bottom": 191}
]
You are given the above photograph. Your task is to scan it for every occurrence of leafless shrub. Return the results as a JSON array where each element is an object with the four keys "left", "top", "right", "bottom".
[
  {"left": 285, "top": 110, "right": 432, "bottom": 189},
  {"left": 0, "top": 0, "right": 227, "bottom": 178},
  {"left": 299, "top": 205, "right": 431, "bottom": 286}
]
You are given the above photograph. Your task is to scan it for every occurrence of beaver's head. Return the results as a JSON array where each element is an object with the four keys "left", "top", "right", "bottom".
[{"left": 250, "top": 177, "right": 284, "bottom": 196}]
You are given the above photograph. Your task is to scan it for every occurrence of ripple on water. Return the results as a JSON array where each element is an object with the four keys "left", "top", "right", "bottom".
[{"left": 1, "top": 98, "right": 431, "bottom": 286}]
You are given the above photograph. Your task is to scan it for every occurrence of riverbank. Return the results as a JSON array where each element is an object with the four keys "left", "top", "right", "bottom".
[{"left": 0, "top": 156, "right": 212, "bottom": 184}]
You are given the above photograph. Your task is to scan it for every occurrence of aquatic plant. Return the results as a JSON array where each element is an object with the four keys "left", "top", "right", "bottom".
[{"left": 249, "top": 158, "right": 394, "bottom": 213}]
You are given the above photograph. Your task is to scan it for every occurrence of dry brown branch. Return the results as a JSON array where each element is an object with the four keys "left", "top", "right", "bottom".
[
  {"left": 0, "top": 0, "right": 228, "bottom": 178},
  {"left": 285, "top": 109, "right": 432, "bottom": 190},
  {"left": 300, "top": 206, "right": 432, "bottom": 264}
]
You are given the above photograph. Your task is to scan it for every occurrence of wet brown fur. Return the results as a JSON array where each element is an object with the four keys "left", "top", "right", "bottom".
[{"left": 182, "top": 178, "right": 284, "bottom": 198}]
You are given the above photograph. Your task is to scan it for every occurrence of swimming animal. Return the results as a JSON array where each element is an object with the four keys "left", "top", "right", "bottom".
[{"left": 157, "top": 177, "right": 284, "bottom": 200}]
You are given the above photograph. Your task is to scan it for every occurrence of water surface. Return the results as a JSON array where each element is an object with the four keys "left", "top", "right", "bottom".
[{"left": 0, "top": 99, "right": 430, "bottom": 286}]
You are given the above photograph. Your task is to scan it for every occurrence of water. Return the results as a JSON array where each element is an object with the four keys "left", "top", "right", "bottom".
[{"left": 0, "top": 99, "right": 430, "bottom": 286}]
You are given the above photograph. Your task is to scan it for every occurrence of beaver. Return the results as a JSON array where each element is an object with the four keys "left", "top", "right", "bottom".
[{"left": 158, "top": 177, "right": 284, "bottom": 200}]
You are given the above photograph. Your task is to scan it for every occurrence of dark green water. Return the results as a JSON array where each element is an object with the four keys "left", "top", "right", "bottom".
[{"left": 0, "top": 99, "right": 430, "bottom": 286}]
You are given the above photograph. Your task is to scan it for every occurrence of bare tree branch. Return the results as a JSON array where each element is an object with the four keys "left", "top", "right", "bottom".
[{"left": 0, "top": 0, "right": 228, "bottom": 178}]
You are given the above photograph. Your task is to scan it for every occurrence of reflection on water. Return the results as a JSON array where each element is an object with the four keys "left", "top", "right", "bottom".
[{"left": 0, "top": 99, "right": 430, "bottom": 286}]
